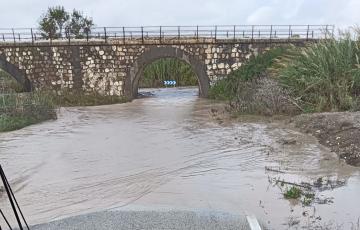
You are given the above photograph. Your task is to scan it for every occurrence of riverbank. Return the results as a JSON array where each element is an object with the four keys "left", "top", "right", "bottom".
[{"left": 290, "top": 111, "right": 360, "bottom": 167}]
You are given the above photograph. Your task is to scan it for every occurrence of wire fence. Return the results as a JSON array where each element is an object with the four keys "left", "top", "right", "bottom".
[{"left": 0, "top": 25, "right": 334, "bottom": 45}]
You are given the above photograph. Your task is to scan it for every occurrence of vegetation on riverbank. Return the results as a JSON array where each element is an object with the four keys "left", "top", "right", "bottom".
[
  {"left": 274, "top": 32, "right": 360, "bottom": 112},
  {"left": 140, "top": 58, "right": 198, "bottom": 88},
  {"left": 0, "top": 70, "right": 128, "bottom": 132},
  {"left": 210, "top": 29, "right": 360, "bottom": 115},
  {"left": 0, "top": 92, "right": 57, "bottom": 132},
  {"left": 52, "top": 90, "right": 129, "bottom": 107},
  {"left": 209, "top": 47, "right": 296, "bottom": 115}
]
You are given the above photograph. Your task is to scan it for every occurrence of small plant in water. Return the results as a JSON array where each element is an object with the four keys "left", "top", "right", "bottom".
[
  {"left": 302, "top": 192, "right": 315, "bottom": 206},
  {"left": 284, "top": 186, "right": 302, "bottom": 199}
]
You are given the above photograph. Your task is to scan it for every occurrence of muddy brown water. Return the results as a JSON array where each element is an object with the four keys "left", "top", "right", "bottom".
[{"left": 0, "top": 87, "right": 359, "bottom": 229}]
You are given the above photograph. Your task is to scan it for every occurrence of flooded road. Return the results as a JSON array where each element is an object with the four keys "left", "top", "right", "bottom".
[{"left": 1, "top": 87, "right": 359, "bottom": 229}]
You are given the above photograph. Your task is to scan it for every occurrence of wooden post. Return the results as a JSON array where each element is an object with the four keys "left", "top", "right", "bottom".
[{"left": 270, "top": 25, "right": 273, "bottom": 41}]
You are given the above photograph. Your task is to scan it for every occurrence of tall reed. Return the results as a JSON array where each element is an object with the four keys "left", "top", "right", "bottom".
[{"left": 274, "top": 31, "right": 360, "bottom": 112}]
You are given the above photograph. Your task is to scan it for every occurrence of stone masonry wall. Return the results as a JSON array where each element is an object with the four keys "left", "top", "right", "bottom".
[{"left": 0, "top": 40, "right": 295, "bottom": 98}]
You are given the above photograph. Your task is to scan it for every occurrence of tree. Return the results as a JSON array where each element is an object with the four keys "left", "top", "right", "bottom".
[
  {"left": 48, "top": 6, "right": 69, "bottom": 37},
  {"left": 39, "top": 6, "right": 94, "bottom": 39},
  {"left": 39, "top": 16, "right": 57, "bottom": 39},
  {"left": 39, "top": 6, "right": 69, "bottom": 38},
  {"left": 66, "top": 10, "right": 94, "bottom": 39}
]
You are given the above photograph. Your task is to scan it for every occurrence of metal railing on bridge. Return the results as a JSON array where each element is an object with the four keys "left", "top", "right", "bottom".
[{"left": 0, "top": 25, "right": 334, "bottom": 45}]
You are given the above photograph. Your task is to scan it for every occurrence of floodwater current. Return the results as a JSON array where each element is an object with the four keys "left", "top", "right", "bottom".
[{"left": 0, "top": 87, "right": 359, "bottom": 229}]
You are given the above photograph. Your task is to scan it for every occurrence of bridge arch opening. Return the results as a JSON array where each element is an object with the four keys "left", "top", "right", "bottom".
[
  {"left": 126, "top": 47, "right": 210, "bottom": 99},
  {"left": 0, "top": 55, "right": 32, "bottom": 92}
]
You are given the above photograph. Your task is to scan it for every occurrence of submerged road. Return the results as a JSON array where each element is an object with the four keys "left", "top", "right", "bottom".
[{"left": 1, "top": 88, "right": 359, "bottom": 229}]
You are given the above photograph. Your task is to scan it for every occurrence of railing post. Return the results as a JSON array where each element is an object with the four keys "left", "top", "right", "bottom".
[
  {"left": 67, "top": 28, "right": 70, "bottom": 45},
  {"left": 325, "top": 25, "right": 328, "bottom": 39},
  {"left": 159, "top": 26, "right": 162, "bottom": 44},
  {"left": 214, "top": 25, "right": 217, "bottom": 41},
  {"left": 30, "top": 28, "right": 34, "bottom": 44},
  {"left": 306, "top": 25, "right": 309, "bottom": 40},
  {"left": 233, "top": 25, "right": 236, "bottom": 41},
  {"left": 288, "top": 25, "right": 291, "bottom": 39},
  {"left": 122, "top": 27, "right": 125, "bottom": 44},
  {"left": 251, "top": 25, "right": 254, "bottom": 41},
  {"left": 2, "top": 34, "right": 5, "bottom": 42},
  {"left": 178, "top": 26, "right": 180, "bottom": 41},
  {"left": 104, "top": 27, "right": 107, "bottom": 43},
  {"left": 196, "top": 25, "right": 199, "bottom": 41},
  {"left": 270, "top": 25, "right": 273, "bottom": 41},
  {"left": 86, "top": 30, "right": 89, "bottom": 43},
  {"left": 12, "top": 28, "right": 15, "bottom": 44},
  {"left": 141, "top": 26, "right": 144, "bottom": 44}
]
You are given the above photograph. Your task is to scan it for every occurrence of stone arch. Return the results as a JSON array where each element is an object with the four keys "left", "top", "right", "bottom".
[
  {"left": 126, "top": 46, "right": 209, "bottom": 99},
  {"left": 0, "top": 54, "right": 32, "bottom": 91}
]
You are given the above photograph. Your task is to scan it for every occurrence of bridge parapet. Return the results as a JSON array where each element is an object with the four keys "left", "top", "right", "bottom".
[{"left": 0, "top": 25, "right": 333, "bottom": 46}]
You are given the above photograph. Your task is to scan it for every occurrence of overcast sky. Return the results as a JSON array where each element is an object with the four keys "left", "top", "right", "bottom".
[{"left": 0, "top": 0, "right": 359, "bottom": 29}]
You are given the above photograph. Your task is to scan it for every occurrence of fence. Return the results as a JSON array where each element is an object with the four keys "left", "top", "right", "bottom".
[{"left": 0, "top": 25, "right": 334, "bottom": 45}]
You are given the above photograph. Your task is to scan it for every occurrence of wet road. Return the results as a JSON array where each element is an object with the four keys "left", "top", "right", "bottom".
[{"left": 0, "top": 87, "right": 359, "bottom": 229}]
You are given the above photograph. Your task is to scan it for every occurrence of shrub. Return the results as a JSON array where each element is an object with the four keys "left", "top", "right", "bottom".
[
  {"left": 284, "top": 186, "right": 302, "bottom": 199},
  {"left": 274, "top": 31, "right": 360, "bottom": 112},
  {"left": 209, "top": 47, "right": 288, "bottom": 101}
]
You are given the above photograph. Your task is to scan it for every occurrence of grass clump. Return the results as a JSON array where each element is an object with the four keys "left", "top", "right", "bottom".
[
  {"left": 284, "top": 186, "right": 302, "bottom": 199},
  {"left": 0, "top": 92, "right": 57, "bottom": 132},
  {"left": 283, "top": 186, "right": 315, "bottom": 206},
  {"left": 274, "top": 30, "right": 360, "bottom": 112},
  {"left": 53, "top": 90, "right": 129, "bottom": 107}
]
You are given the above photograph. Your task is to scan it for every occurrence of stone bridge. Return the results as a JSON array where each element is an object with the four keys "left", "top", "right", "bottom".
[{"left": 0, "top": 25, "right": 331, "bottom": 98}]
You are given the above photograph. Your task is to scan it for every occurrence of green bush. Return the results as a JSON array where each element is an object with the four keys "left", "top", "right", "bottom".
[{"left": 274, "top": 32, "right": 360, "bottom": 112}]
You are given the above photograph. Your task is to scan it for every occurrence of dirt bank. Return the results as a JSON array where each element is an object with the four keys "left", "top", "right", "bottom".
[{"left": 290, "top": 112, "right": 360, "bottom": 167}]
